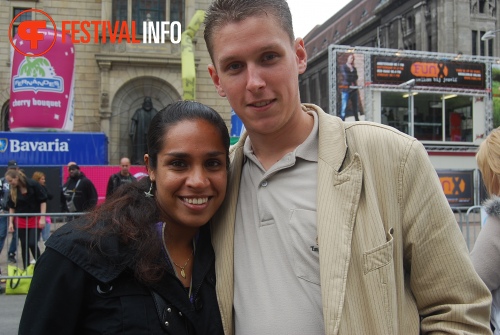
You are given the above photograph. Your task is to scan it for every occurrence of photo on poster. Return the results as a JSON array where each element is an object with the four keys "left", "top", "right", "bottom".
[{"left": 336, "top": 52, "right": 365, "bottom": 121}]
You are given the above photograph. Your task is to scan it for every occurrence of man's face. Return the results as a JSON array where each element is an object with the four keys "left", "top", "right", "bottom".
[
  {"left": 69, "top": 167, "right": 79, "bottom": 178},
  {"left": 120, "top": 158, "right": 131, "bottom": 176},
  {"left": 208, "top": 15, "right": 307, "bottom": 137}
]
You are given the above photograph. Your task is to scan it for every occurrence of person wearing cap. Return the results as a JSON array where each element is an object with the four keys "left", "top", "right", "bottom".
[
  {"left": 0, "top": 160, "right": 20, "bottom": 264},
  {"left": 62, "top": 164, "right": 97, "bottom": 215}
]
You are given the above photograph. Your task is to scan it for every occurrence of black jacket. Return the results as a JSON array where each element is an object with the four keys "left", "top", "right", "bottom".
[
  {"left": 19, "top": 219, "right": 223, "bottom": 335},
  {"left": 62, "top": 173, "right": 98, "bottom": 212}
]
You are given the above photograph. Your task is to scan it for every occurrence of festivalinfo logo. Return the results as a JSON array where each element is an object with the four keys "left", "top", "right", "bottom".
[{"left": 9, "top": 9, "right": 182, "bottom": 56}]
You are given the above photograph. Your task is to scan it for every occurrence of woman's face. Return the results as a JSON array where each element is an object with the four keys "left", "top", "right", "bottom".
[
  {"left": 39, "top": 176, "right": 46, "bottom": 186},
  {"left": 5, "top": 175, "right": 18, "bottom": 188},
  {"left": 147, "top": 119, "right": 228, "bottom": 230}
]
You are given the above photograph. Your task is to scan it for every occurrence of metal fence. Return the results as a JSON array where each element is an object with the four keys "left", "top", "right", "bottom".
[
  {"left": 0, "top": 207, "right": 487, "bottom": 284},
  {"left": 0, "top": 212, "right": 85, "bottom": 282}
]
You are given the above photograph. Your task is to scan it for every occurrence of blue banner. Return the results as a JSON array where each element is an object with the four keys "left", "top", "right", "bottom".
[{"left": 0, "top": 132, "right": 108, "bottom": 166}]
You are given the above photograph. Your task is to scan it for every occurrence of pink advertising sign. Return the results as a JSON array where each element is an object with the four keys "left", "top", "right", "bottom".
[{"left": 10, "top": 28, "right": 75, "bottom": 131}]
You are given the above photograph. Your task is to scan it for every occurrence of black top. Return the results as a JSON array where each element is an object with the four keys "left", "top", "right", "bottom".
[{"left": 7, "top": 178, "right": 47, "bottom": 214}]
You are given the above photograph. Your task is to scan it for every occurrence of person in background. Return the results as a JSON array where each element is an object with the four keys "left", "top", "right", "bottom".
[
  {"left": 106, "top": 157, "right": 136, "bottom": 199},
  {"left": 0, "top": 160, "right": 21, "bottom": 264},
  {"left": 32, "top": 171, "right": 53, "bottom": 242},
  {"left": 471, "top": 127, "right": 500, "bottom": 334},
  {"left": 19, "top": 101, "right": 228, "bottom": 334},
  {"left": 203, "top": 0, "right": 492, "bottom": 333},
  {"left": 6, "top": 169, "right": 47, "bottom": 268},
  {"left": 339, "top": 53, "right": 360, "bottom": 121},
  {"left": 62, "top": 164, "right": 98, "bottom": 214}
]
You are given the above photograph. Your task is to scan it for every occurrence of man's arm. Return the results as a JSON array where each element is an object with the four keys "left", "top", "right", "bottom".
[
  {"left": 401, "top": 140, "right": 492, "bottom": 333},
  {"left": 105, "top": 174, "right": 115, "bottom": 198}
]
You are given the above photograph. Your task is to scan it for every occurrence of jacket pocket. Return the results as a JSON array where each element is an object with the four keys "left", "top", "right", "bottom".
[
  {"left": 363, "top": 227, "right": 394, "bottom": 276},
  {"left": 86, "top": 278, "right": 159, "bottom": 335}
]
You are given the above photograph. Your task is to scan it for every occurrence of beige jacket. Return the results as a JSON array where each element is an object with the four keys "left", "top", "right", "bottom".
[{"left": 211, "top": 104, "right": 492, "bottom": 335}]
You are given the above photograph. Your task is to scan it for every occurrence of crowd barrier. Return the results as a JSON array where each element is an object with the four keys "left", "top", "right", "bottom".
[
  {"left": 0, "top": 207, "right": 487, "bottom": 286},
  {"left": 0, "top": 212, "right": 85, "bottom": 284}
]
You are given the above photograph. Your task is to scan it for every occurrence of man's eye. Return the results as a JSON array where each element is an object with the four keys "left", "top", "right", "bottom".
[
  {"left": 227, "top": 63, "right": 242, "bottom": 71},
  {"left": 263, "top": 54, "right": 277, "bottom": 61}
]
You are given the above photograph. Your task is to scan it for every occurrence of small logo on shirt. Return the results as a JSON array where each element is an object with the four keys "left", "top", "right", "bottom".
[{"left": 310, "top": 236, "right": 319, "bottom": 252}]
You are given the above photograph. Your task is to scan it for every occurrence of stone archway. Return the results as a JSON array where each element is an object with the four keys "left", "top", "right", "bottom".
[{"left": 109, "top": 76, "right": 180, "bottom": 164}]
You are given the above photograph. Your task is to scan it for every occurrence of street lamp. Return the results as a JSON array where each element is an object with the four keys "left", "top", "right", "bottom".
[{"left": 481, "top": 29, "right": 500, "bottom": 41}]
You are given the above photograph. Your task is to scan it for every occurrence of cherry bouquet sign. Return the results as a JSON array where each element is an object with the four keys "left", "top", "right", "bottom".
[{"left": 10, "top": 27, "right": 75, "bottom": 131}]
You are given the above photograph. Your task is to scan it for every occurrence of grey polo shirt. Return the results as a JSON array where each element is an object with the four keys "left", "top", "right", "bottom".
[{"left": 234, "top": 110, "right": 324, "bottom": 334}]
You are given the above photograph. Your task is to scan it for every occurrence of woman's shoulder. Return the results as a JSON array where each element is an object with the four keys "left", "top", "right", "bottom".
[{"left": 46, "top": 218, "right": 135, "bottom": 282}]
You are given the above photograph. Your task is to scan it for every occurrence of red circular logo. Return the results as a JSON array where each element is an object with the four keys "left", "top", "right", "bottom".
[{"left": 9, "top": 9, "right": 57, "bottom": 57}]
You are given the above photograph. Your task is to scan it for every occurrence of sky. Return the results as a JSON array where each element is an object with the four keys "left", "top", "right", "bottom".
[{"left": 287, "top": 0, "right": 352, "bottom": 38}]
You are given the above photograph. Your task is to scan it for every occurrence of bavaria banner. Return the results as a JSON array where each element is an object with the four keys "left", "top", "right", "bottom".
[
  {"left": 0, "top": 132, "right": 108, "bottom": 166},
  {"left": 10, "top": 28, "right": 75, "bottom": 131}
]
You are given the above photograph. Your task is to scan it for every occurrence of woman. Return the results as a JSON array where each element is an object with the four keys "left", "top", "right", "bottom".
[
  {"left": 32, "top": 171, "right": 53, "bottom": 241},
  {"left": 19, "top": 101, "right": 229, "bottom": 334},
  {"left": 471, "top": 127, "right": 500, "bottom": 334},
  {"left": 6, "top": 169, "right": 47, "bottom": 268},
  {"left": 339, "top": 53, "right": 359, "bottom": 121}
]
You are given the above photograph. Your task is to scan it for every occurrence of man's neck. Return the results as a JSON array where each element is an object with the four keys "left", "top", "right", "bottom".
[{"left": 249, "top": 109, "right": 314, "bottom": 170}]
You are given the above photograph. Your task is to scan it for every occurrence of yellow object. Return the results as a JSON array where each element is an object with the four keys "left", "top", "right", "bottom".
[{"left": 182, "top": 10, "right": 205, "bottom": 100}]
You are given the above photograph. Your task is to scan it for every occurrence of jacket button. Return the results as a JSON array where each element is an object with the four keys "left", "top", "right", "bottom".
[
  {"left": 179, "top": 311, "right": 183, "bottom": 316},
  {"left": 165, "top": 321, "right": 169, "bottom": 327},
  {"left": 167, "top": 308, "right": 171, "bottom": 313}
]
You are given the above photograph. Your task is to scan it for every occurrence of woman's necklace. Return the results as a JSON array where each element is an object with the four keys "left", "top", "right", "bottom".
[
  {"left": 162, "top": 222, "right": 195, "bottom": 279},
  {"left": 172, "top": 250, "right": 193, "bottom": 278}
]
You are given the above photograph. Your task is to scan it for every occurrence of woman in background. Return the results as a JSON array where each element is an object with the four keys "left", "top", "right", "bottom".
[
  {"left": 19, "top": 101, "right": 228, "bottom": 334},
  {"left": 32, "top": 171, "right": 53, "bottom": 241},
  {"left": 471, "top": 126, "right": 500, "bottom": 334},
  {"left": 6, "top": 169, "right": 47, "bottom": 268}
]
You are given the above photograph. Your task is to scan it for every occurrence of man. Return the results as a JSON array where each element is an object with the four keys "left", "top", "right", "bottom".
[
  {"left": 105, "top": 157, "right": 136, "bottom": 198},
  {"left": 62, "top": 164, "right": 98, "bottom": 213},
  {"left": 0, "top": 160, "right": 20, "bottom": 263},
  {"left": 204, "top": 1, "right": 492, "bottom": 334}
]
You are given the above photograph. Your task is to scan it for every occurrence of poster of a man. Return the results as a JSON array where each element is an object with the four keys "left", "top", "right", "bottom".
[
  {"left": 129, "top": 97, "right": 158, "bottom": 164},
  {"left": 337, "top": 53, "right": 365, "bottom": 121}
]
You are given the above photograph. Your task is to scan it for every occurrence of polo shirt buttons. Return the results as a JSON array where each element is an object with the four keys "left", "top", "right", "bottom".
[{"left": 261, "top": 180, "right": 268, "bottom": 187}]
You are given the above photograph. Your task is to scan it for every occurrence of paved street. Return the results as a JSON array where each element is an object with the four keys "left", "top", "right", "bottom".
[{"left": 0, "top": 293, "right": 26, "bottom": 335}]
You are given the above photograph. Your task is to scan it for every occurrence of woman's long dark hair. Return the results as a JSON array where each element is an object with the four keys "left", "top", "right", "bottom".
[{"left": 84, "top": 100, "right": 230, "bottom": 283}]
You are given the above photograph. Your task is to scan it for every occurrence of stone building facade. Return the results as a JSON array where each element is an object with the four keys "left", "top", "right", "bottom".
[
  {"left": 304, "top": 0, "right": 499, "bottom": 59},
  {"left": 0, "top": 0, "right": 229, "bottom": 164}
]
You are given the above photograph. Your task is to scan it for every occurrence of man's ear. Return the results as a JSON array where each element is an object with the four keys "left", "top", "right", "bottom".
[
  {"left": 295, "top": 38, "right": 308, "bottom": 75},
  {"left": 208, "top": 64, "right": 226, "bottom": 97}
]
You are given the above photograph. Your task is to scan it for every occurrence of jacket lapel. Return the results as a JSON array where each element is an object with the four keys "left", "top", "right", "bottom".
[
  {"left": 211, "top": 137, "right": 246, "bottom": 335},
  {"left": 314, "top": 106, "right": 363, "bottom": 335}
]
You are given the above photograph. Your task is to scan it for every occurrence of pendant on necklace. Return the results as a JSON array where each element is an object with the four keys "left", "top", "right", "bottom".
[{"left": 180, "top": 268, "right": 186, "bottom": 278}]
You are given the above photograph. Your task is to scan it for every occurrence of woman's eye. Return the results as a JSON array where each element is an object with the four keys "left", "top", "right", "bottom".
[
  {"left": 206, "top": 160, "right": 222, "bottom": 168},
  {"left": 170, "top": 160, "right": 187, "bottom": 168}
]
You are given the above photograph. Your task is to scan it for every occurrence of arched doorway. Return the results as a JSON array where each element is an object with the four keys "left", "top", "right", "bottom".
[{"left": 109, "top": 76, "right": 180, "bottom": 164}]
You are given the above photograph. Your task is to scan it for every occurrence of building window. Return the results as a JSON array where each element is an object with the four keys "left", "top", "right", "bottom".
[
  {"left": 381, "top": 92, "right": 474, "bottom": 143},
  {"left": 472, "top": 30, "right": 493, "bottom": 56},
  {"left": 12, "top": 8, "right": 32, "bottom": 37},
  {"left": 112, "top": 0, "right": 184, "bottom": 35}
]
